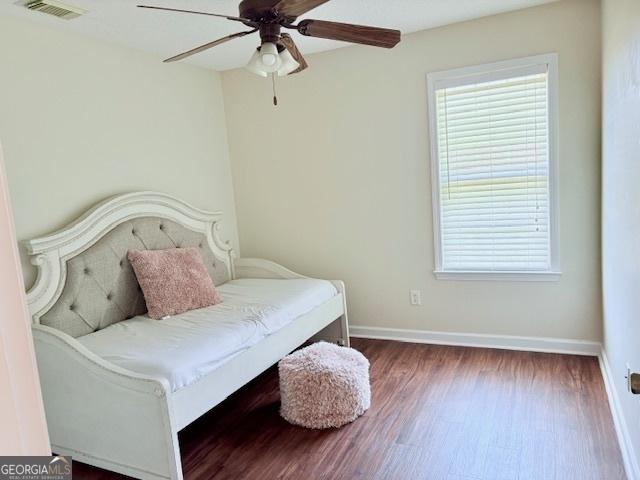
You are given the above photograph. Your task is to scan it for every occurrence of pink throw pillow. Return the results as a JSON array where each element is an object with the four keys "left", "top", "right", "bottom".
[{"left": 128, "top": 247, "right": 221, "bottom": 319}]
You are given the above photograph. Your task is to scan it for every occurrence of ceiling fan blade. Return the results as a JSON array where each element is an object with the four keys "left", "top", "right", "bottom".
[
  {"left": 137, "top": 5, "right": 252, "bottom": 23},
  {"left": 279, "top": 33, "right": 308, "bottom": 74},
  {"left": 164, "top": 30, "right": 257, "bottom": 63},
  {"left": 297, "top": 19, "right": 401, "bottom": 48},
  {"left": 273, "top": 0, "right": 330, "bottom": 18}
]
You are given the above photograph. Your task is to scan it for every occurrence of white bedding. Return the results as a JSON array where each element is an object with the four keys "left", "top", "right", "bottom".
[{"left": 77, "top": 278, "right": 337, "bottom": 392}]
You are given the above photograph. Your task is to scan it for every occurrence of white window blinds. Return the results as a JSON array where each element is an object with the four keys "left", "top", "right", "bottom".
[{"left": 432, "top": 62, "right": 554, "bottom": 273}]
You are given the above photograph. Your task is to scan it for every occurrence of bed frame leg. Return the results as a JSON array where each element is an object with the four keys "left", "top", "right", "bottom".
[
  {"left": 310, "top": 316, "right": 348, "bottom": 346},
  {"left": 335, "top": 314, "right": 350, "bottom": 347},
  {"left": 334, "top": 280, "right": 350, "bottom": 347},
  {"left": 310, "top": 280, "right": 350, "bottom": 347}
]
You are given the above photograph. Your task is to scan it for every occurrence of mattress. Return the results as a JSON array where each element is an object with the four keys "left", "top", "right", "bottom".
[{"left": 77, "top": 278, "right": 338, "bottom": 392}]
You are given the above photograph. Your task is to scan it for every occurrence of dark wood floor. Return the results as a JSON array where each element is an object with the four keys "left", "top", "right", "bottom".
[{"left": 74, "top": 338, "right": 625, "bottom": 480}]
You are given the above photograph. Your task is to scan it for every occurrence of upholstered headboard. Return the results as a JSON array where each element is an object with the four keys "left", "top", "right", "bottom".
[{"left": 24, "top": 192, "right": 235, "bottom": 338}]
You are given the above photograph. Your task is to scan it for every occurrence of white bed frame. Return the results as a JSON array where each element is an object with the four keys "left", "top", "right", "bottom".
[{"left": 25, "top": 192, "right": 349, "bottom": 480}]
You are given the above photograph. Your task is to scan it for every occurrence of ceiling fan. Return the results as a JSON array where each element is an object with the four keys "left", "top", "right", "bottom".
[{"left": 137, "top": 0, "right": 401, "bottom": 80}]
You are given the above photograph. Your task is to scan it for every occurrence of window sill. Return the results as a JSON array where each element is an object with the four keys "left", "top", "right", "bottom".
[{"left": 433, "top": 270, "right": 562, "bottom": 282}]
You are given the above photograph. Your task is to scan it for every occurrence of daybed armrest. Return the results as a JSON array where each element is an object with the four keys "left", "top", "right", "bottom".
[
  {"left": 33, "top": 325, "right": 182, "bottom": 480},
  {"left": 234, "top": 258, "right": 308, "bottom": 279},
  {"left": 33, "top": 324, "right": 170, "bottom": 395}
]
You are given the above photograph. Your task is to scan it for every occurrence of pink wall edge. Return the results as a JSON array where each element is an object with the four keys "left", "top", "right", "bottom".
[{"left": 0, "top": 140, "right": 50, "bottom": 455}]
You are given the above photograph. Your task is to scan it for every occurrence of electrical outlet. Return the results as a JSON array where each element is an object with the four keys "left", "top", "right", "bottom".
[{"left": 410, "top": 290, "right": 422, "bottom": 306}]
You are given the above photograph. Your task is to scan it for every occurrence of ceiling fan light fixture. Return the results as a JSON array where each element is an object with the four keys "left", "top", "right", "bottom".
[
  {"left": 277, "top": 48, "right": 300, "bottom": 76},
  {"left": 259, "top": 42, "right": 280, "bottom": 71},
  {"left": 245, "top": 48, "right": 269, "bottom": 77},
  {"left": 246, "top": 42, "right": 300, "bottom": 77}
]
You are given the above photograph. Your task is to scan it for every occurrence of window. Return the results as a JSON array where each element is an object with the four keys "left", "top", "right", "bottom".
[{"left": 427, "top": 54, "right": 560, "bottom": 281}]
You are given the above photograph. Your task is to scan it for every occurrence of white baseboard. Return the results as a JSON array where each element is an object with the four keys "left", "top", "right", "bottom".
[
  {"left": 599, "top": 350, "right": 640, "bottom": 480},
  {"left": 349, "top": 325, "right": 601, "bottom": 356}
]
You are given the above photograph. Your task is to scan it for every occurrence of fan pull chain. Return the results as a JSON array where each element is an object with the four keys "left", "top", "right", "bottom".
[{"left": 271, "top": 73, "right": 278, "bottom": 106}]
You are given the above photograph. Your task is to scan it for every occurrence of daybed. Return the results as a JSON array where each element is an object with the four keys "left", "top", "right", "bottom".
[{"left": 25, "top": 191, "right": 349, "bottom": 480}]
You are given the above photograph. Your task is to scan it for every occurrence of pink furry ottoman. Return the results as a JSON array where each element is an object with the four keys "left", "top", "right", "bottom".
[{"left": 278, "top": 342, "right": 371, "bottom": 429}]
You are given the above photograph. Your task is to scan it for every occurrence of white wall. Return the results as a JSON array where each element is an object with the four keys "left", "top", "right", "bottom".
[
  {"left": 222, "top": 0, "right": 602, "bottom": 341},
  {"left": 602, "top": 0, "right": 640, "bottom": 475},
  {"left": 0, "top": 15, "right": 239, "bottom": 289}
]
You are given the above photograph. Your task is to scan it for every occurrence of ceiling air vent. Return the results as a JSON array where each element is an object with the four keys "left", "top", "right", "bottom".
[{"left": 22, "top": 0, "right": 86, "bottom": 20}]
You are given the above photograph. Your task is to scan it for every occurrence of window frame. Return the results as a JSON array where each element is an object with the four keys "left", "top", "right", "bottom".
[{"left": 427, "top": 54, "right": 561, "bottom": 282}]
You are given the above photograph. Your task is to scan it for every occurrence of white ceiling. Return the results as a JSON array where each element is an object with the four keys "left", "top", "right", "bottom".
[{"left": 0, "top": 0, "right": 558, "bottom": 71}]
